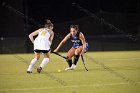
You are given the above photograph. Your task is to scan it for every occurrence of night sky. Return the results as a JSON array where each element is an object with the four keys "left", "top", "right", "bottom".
[
  {"left": 0, "top": 0, "right": 140, "bottom": 37},
  {"left": 0, "top": 0, "right": 140, "bottom": 52},
  {"left": 27, "top": 0, "right": 140, "bottom": 23}
]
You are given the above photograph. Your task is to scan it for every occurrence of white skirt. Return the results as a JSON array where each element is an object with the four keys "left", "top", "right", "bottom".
[{"left": 34, "top": 39, "right": 51, "bottom": 50}]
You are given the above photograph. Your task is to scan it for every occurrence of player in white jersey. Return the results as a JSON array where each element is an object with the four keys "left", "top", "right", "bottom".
[{"left": 27, "top": 19, "right": 54, "bottom": 73}]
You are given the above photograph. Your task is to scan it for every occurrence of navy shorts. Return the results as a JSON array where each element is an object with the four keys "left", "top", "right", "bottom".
[{"left": 72, "top": 43, "right": 89, "bottom": 52}]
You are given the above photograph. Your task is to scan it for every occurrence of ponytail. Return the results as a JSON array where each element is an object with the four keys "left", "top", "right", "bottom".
[{"left": 44, "top": 19, "right": 53, "bottom": 28}]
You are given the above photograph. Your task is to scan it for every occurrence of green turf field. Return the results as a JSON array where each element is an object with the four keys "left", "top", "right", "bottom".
[{"left": 0, "top": 51, "right": 140, "bottom": 93}]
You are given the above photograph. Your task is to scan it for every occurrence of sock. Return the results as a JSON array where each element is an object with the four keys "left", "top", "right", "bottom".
[
  {"left": 39, "top": 58, "right": 49, "bottom": 68},
  {"left": 73, "top": 55, "right": 80, "bottom": 65},
  {"left": 27, "top": 58, "right": 38, "bottom": 71},
  {"left": 66, "top": 58, "right": 72, "bottom": 67}
]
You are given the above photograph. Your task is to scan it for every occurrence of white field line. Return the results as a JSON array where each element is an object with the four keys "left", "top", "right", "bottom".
[{"left": 0, "top": 82, "right": 140, "bottom": 91}]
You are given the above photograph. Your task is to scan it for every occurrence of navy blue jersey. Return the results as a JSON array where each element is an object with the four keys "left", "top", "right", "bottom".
[{"left": 70, "top": 32, "right": 83, "bottom": 48}]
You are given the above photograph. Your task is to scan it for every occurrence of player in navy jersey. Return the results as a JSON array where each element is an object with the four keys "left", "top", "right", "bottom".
[{"left": 54, "top": 25, "right": 88, "bottom": 70}]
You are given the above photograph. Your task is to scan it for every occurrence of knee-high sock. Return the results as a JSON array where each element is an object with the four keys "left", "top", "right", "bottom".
[
  {"left": 40, "top": 58, "right": 49, "bottom": 68},
  {"left": 66, "top": 58, "right": 72, "bottom": 67},
  {"left": 27, "top": 58, "right": 38, "bottom": 71},
  {"left": 73, "top": 55, "right": 80, "bottom": 65}
]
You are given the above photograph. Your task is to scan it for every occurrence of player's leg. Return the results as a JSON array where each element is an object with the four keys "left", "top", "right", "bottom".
[
  {"left": 71, "top": 43, "right": 89, "bottom": 69},
  {"left": 40, "top": 53, "right": 49, "bottom": 68},
  {"left": 65, "top": 47, "right": 75, "bottom": 70},
  {"left": 27, "top": 52, "right": 40, "bottom": 73},
  {"left": 37, "top": 50, "right": 50, "bottom": 73},
  {"left": 71, "top": 46, "right": 83, "bottom": 69}
]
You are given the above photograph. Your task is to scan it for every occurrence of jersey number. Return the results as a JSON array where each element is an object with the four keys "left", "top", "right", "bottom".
[{"left": 41, "top": 31, "right": 47, "bottom": 36}]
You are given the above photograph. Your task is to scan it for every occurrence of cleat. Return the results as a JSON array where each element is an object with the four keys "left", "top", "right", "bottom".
[
  {"left": 65, "top": 67, "right": 72, "bottom": 70},
  {"left": 71, "top": 64, "right": 76, "bottom": 70},
  {"left": 27, "top": 71, "right": 32, "bottom": 74},
  {"left": 37, "top": 67, "right": 42, "bottom": 73}
]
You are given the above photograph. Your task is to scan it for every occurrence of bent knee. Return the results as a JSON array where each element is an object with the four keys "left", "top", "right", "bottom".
[{"left": 35, "top": 57, "right": 40, "bottom": 60}]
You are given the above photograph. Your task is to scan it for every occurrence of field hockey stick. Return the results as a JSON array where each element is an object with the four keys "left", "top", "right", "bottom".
[
  {"left": 81, "top": 55, "right": 88, "bottom": 71},
  {"left": 51, "top": 52, "right": 67, "bottom": 59}
]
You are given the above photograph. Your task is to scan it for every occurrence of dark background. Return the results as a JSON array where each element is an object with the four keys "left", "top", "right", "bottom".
[{"left": 0, "top": 0, "right": 140, "bottom": 53}]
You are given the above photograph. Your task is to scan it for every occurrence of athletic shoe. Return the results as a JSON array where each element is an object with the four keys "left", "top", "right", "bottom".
[
  {"left": 37, "top": 67, "right": 42, "bottom": 73},
  {"left": 65, "top": 67, "right": 72, "bottom": 70},
  {"left": 27, "top": 71, "right": 32, "bottom": 74},
  {"left": 71, "top": 64, "right": 76, "bottom": 70}
]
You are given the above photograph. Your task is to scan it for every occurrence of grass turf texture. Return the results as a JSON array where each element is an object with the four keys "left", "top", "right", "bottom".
[{"left": 0, "top": 51, "right": 140, "bottom": 93}]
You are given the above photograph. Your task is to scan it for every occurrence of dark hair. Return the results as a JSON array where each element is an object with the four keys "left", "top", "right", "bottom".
[
  {"left": 44, "top": 19, "right": 53, "bottom": 28},
  {"left": 70, "top": 25, "right": 79, "bottom": 31}
]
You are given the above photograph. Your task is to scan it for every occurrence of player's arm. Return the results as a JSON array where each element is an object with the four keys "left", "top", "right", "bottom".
[
  {"left": 54, "top": 33, "right": 70, "bottom": 52},
  {"left": 79, "top": 32, "right": 86, "bottom": 55},
  {"left": 49, "top": 31, "right": 54, "bottom": 46},
  {"left": 28, "top": 29, "right": 41, "bottom": 44}
]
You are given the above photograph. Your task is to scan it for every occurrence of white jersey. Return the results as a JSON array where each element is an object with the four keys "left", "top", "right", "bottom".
[{"left": 34, "top": 28, "right": 52, "bottom": 50}]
